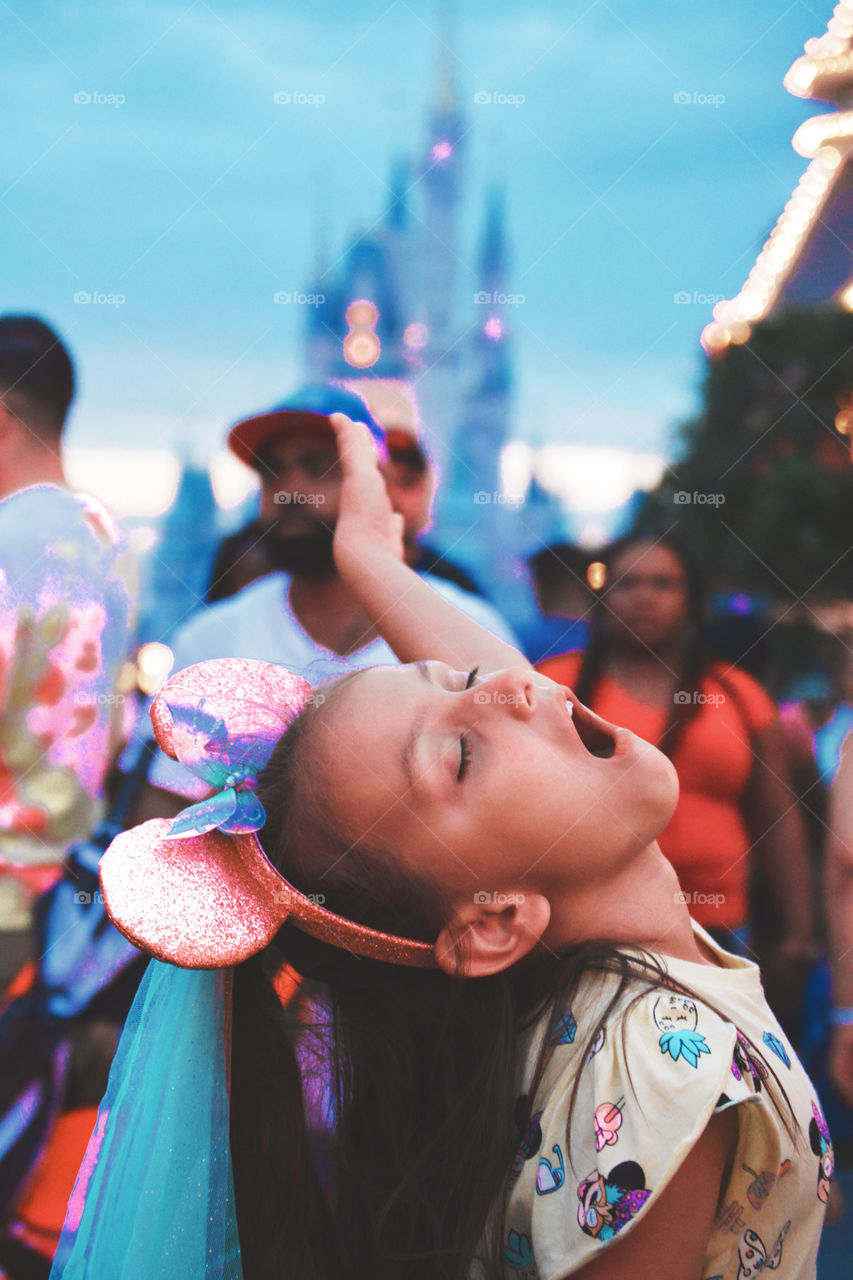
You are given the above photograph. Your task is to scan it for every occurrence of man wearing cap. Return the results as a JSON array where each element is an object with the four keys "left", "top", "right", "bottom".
[
  {"left": 383, "top": 422, "right": 484, "bottom": 597},
  {"left": 142, "top": 384, "right": 516, "bottom": 809}
]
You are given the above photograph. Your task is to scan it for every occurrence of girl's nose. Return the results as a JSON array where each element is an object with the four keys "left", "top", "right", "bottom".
[{"left": 466, "top": 667, "right": 537, "bottom": 718}]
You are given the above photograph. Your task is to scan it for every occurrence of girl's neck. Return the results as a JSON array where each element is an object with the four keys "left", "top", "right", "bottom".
[{"left": 545, "top": 842, "right": 718, "bottom": 967}]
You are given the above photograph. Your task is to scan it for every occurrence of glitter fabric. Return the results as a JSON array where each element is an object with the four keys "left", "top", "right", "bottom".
[{"left": 100, "top": 658, "right": 438, "bottom": 969}]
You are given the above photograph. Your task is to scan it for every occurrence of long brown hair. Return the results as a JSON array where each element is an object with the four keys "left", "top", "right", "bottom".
[{"left": 229, "top": 677, "right": 796, "bottom": 1280}]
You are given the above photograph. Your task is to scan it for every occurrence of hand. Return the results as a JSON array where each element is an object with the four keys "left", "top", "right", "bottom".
[
  {"left": 329, "top": 413, "right": 404, "bottom": 577},
  {"left": 828, "top": 1022, "right": 853, "bottom": 1110}
]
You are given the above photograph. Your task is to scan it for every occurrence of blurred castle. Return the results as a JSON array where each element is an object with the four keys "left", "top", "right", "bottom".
[
  {"left": 141, "top": 7, "right": 566, "bottom": 643},
  {"left": 301, "top": 16, "right": 564, "bottom": 607}
]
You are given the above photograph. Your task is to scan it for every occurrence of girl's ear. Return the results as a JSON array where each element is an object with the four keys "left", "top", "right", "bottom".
[{"left": 434, "top": 890, "right": 551, "bottom": 977}]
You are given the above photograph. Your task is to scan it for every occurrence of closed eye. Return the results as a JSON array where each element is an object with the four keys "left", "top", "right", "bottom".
[{"left": 456, "top": 667, "right": 479, "bottom": 781}]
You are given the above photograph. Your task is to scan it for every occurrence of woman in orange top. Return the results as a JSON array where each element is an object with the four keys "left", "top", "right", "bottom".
[{"left": 537, "top": 534, "right": 815, "bottom": 1016}]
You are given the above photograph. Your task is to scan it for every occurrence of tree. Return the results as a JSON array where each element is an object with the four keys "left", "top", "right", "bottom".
[{"left": 639, "top": 309, "right": 853, "bottom": 603}]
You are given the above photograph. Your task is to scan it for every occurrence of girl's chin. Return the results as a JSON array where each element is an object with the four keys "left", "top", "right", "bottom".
[{"left": 632, "top": 741, "right": 680, "bottom": 835}]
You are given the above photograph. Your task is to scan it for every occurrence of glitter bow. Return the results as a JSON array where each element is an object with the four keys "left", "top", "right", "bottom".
[{"left": 151, "top": 660, "right": 312, "bottom": 840}]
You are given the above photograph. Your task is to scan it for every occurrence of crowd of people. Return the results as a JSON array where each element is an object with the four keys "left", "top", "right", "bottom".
[{"left": 0, "top": 313, "right": 851, "bottom": 1277}]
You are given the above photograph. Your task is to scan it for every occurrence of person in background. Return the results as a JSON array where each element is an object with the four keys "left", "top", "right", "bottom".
[
  {"left": 204, "top": 410, "right": 485, "bottom": 604},
  {"left": 827, "top": 727, "right": 853, "bottom": 1100},
  {"left": 137, "top": 383, "right": 517, "bottom": 815},
  {"left": 205, "top": 519, "right": 275, "bottom": 604},
  {"left": 536, "top": 531, "right": 816, "bottom": 1033},
  {"left": 382, "top": 421, "right": 483, "bottom": 596},
  {"left": 0, "top": 315, "right": 134, "bottom": 976},
  {"left": 0, "top": 314, "right": 135, "bottom": 1278},
  {"left": 524, "top": 541, "right": 592, "bottom": 665}
]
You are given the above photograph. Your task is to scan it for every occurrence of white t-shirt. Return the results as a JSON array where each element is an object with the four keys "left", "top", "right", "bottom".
[{"left": 149, "top": 570, "right": 517, "bottom": 796}]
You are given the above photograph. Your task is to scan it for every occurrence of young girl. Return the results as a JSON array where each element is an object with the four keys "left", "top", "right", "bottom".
[{"left": 54, "top": 416, "right": 830, "bottom": 1280}]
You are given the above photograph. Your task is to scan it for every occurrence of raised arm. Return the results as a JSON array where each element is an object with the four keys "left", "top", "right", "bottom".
[{"left": 331, "top": 413, "right": 531, "bottom": 674}]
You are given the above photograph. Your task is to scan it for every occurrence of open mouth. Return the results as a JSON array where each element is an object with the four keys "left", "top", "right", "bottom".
[{"left": 566, "top": 697, "right": 616, "bottom": 759}]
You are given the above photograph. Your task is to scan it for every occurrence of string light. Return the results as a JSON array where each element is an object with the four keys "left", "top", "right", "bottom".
[
  {"left": 835, "top": 388, "right": 853, "bottom": 434},
  {"left": 587, "top": 562, "right": 606, "bottom": 590},
  {"left": 343, "top": 299, "right": 381, "bottom": 369},
  {"left": 702, "top": 7, "right": 853, "bottom": 355}
]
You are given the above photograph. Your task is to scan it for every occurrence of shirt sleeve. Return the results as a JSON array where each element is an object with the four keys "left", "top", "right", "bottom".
[{"left": 503, "top": 988, "right": 771, "bottom": 1280}]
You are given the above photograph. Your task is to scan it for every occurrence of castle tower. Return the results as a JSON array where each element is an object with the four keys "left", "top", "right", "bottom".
[
  {"left": 437, "top": 186, "right": 513, "bottom": 549},
  {"left": 408, "top": 0, "right": 469, "bottom": 499},
  {"left": 702, "top": 2, "right": 853, "bottom": 352}
]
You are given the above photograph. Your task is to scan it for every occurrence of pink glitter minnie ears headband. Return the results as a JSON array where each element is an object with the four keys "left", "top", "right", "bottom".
[{"left": 99, "top": 658, "right": 437, "bottom": 970}]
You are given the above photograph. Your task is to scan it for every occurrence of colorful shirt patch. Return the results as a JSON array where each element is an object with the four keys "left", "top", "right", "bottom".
[
  {"left": 593, "top": 1100, "right": 623, "bottom": 1151},
  {"left": 536, "top": 1144, "right": 565, "bottom": 1195},
  {"left": 653, "top": 993, "right": 712, "bottom": 1067},
  {"left": 551, "top": 1009, "right": 576, "bottom": 1045},
  {"left": 762, "top": 1030, "right": 790, "bottom": 1069},
  {"left": 503, "top": 1228, "right": 535, "bottom": 1271},
  {"left": 808, "top": 1100, "right": 834, "bottom": 1203},
  {"left": 576, "top": 1160, "right": 651, "bottom": 1241},
  {"left": 731, "top": 1032, "right": 767, "bottom": 1089},
  {"left": 736, "top": 1219, "right": 790, "bottom": 1279}
]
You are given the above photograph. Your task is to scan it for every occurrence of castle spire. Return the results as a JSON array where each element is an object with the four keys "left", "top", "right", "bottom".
[
  {"left": 432, "top": 0, "right": 458, "bottom": 116},
  {"left": 423, "top": 0, "right": 464, "bottom": 169},
  {"left": 478, "top": 184, "right": 508, "bottom": 298},
  {"left": 385, "top": 154, "right": 410, "bottom": 230}
]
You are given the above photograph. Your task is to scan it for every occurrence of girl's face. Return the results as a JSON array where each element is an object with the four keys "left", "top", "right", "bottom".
[{"left": 313, "top": 663, "right": 678, "bottom": 910}]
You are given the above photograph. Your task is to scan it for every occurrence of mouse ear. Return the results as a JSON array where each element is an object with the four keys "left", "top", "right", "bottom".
[
  {"left": 99, "top": 820, "right": 290, "bottom": 968},
  {"left": 100, "top": 819, "right": 438, "bottom": 971}
]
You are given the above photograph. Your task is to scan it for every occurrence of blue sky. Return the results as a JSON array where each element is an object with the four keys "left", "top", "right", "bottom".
[{"left": 0, "top": 0, "right": 828, "bottom": 465}]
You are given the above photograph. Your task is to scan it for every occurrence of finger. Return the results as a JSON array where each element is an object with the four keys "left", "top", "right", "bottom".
[{"left": 329, "top": 413, "right": 378, "bottom": 469}]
